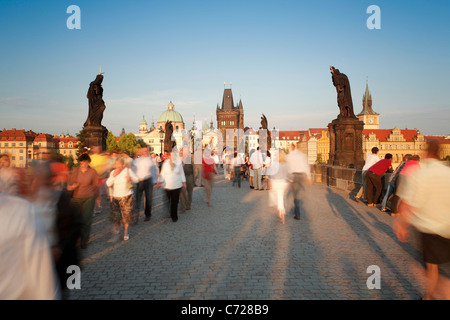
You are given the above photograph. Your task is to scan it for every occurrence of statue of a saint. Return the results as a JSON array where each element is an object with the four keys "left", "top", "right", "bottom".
[
  {"left": 84, "top": 73, "right": 106, "bottom": 127},
  {"left": 259, "top": 113, "right": 271, "bottom": 150},
  {"left": 164, "top": 120, "right": 176, "bottom": 152},
  {"left": 330, "top": 66, "right": 356, "bottom": 119}
]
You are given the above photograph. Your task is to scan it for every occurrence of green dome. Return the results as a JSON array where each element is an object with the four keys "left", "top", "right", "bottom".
[
  {"left": 140, "top": 116, "right": 148, "bottom": 125},
  {"left": 157, "top": 101, "right": 184, "bottom": 123},
  {"left": 202, "top": 121, "right": 210, "bottom": 131}
]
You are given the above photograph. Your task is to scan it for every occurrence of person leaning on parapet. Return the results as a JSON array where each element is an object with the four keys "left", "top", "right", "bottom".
[
  {"left": 365, "top": 153, "right": 393, "bottom": 207},
  {"left": 381, "top": 154, "right": 412, "bottom": 212},
  {"left": 393, "top": 140, "right": 450, "bottom": 300},
  {"left": 354, "top": 147, "right": 380, "bottom": 203},
  {"left": 390, "top": 154, "right": 421, "bottom": 215}
]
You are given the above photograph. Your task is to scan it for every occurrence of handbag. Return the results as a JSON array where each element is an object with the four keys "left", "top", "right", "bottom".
[{"left": 126, "top": 169, "right": 133, "bottom": 190}]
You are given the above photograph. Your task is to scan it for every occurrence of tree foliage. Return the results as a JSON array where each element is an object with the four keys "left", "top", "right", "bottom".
[
  {"left": 316, "top": 153, "right": 327, "bottom": 164},
  {"left": 106, "top": 131, "right": 118, "bottom": 151},
  {"left": 107, "top": 131, "right": 141, "bottom": 155},
  {"left": 75, "top": 129, "right": 86, "bottom": 159}
]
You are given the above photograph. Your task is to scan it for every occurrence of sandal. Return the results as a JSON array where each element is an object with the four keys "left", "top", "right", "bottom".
[{"left": 124, "top": 234, "right": 129, "bottom": 241}]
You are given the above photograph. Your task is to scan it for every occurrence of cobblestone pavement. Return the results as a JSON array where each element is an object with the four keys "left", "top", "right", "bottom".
[{"left": 66, "top": 170, "right": 448, "bottom": 300}]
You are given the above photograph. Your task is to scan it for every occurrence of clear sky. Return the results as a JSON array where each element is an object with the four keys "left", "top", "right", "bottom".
[{"left": 0, "top": 0, "right": 449, "bottom": 136}]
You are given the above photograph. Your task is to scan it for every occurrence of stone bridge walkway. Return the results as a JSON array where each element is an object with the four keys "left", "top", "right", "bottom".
[{"left": 66, "top": 170, "right": 445, "bottom": 301}]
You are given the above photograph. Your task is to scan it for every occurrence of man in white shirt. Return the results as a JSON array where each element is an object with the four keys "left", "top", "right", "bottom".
[
  {"left": 232, "top": 152, "right": 244, "bottom": 188},
  {"left": 0, "top": 193, "right": 60, "bottom": 300},
  {"left": 286, "top": 143, "right": 311, "bottom": 220},
  {"left": 193, "top": 145, "right": 203, "bottom": 187},
  {"left": 250, "top": 147, "right": 264, "bottom": 190},
  {"left": 157, "top": 148, "right": 186, "bottom": 222},
  {"left": 355, "top": 147, "right": 380, "bottom": 203},
  {"left": 132, "top": 147, "right": 157, "bottom": 222},
  {"left": 212, "top": 150, "right": 220, "bottom": 166}
]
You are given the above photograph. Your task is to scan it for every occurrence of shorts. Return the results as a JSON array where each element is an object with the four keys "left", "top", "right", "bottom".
[{"left": 420, "top": 232, "right": 450, "bottom": 264}]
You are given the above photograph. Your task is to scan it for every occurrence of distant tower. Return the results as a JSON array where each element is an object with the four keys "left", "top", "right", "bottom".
[
  {"left": 139, "top": 116, "right": 148, "bottom": 133},
  {"left": 216, "top": 84, "right": 244, "bottom": 148},
  {"left": 357, "top": 80, "right": 379, "bottom": 129}
]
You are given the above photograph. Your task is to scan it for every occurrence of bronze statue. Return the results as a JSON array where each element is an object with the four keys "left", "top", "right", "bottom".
[
  {"left": 260, "top": 114, "right": 268, "bottom": 131},
  {"left": 330, "top": 66, "right": 356, "bottom": 119},
  {"left": 164, "top": 120, "right": 176, "bottom": 152},
  {"left": 259, "top": 113, "right": 271, "bottom": 150},
  {"left": 84, "top": 73, "right": 106, "bottom": 127}
]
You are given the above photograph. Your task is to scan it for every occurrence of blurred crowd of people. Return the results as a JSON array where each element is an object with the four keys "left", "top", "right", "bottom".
[
  {"left": 354, "top": 140, "right": 450, "bottom": 299},
  {"left": 1, "top": 138, "right": 448, "bottom": 300},
  {"left": 222, "top": 143, "right": 312, "bottom": 224},
  {"left": 0, "top": 144, "right": 222, "bottom": 299}
]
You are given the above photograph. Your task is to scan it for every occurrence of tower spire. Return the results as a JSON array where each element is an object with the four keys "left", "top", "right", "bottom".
[{"left": 358, "top": 78, "right": 376, "bottom": 115}]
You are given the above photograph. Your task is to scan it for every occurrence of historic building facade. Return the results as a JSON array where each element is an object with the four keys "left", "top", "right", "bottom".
[
  {"left": 362, "top": 127, "right": 427, "bottom": 166},
  {"left": 56, "top": 134, "right": 79, "bottom": 159},
  {"left": 216, "top": 86, "right": 244, "bottom": 149},
  {"left": 0, "top": 128, "right": 79, "bottom": 168},
  {"left": 135, "top": 101, "right": 186, "bottom": 155},
  {"left": 0, "top": 129, "right": 37, "bottom": 168}
]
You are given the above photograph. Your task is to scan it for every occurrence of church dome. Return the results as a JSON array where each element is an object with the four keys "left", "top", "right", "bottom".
[
  {"left": 202, "top": 121, "right": 210, "bottom": 131},
  {"left": 157, "top": 101, "right": 184, "bottom": 124},
  {"left": 140, "top": 116, "right": 148, "bottom": 126}
]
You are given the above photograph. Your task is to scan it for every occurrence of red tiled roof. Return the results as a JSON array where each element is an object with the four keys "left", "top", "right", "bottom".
[
  {"left": 278, "top": 130, "right": 309, "bottom": 140},
  {"left": 54, "top": 135, "right": 79, "bottom": 148},
  {"left": 362, "top": 129, "right": 420, "bottom": 142},
  {"left": 34, "top": 133, "right": 56, "bottom": 141},
  {"left": 424, "top": 136, "right": 450, "bottom": 144},
  {"left": 309, "top": 128, "right": 328, "bottom": 135},
  {"left": 0, "top": 129, "right": 36, "bottom": 141}
]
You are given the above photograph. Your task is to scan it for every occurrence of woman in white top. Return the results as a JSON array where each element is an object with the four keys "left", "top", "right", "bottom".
[
  {"left": 270, "top": 150, "right": 289, "bottom": 224},
  {"left": 106, "top": 157, "right": 139, "bottom": 241},
  {"left": 263, "top": 151, "right": 272, "bottom": 190},
  {"left": 157, "top": 148, "right": 186, "bottom": 222}
]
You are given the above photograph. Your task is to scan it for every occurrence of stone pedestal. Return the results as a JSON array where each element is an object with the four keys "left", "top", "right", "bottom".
[
  {"left": 328, "top": 117, "right": 365, "bottom": 169},
  {"left": 83, "top": 125, "right": 108, "bottom": 151}
]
